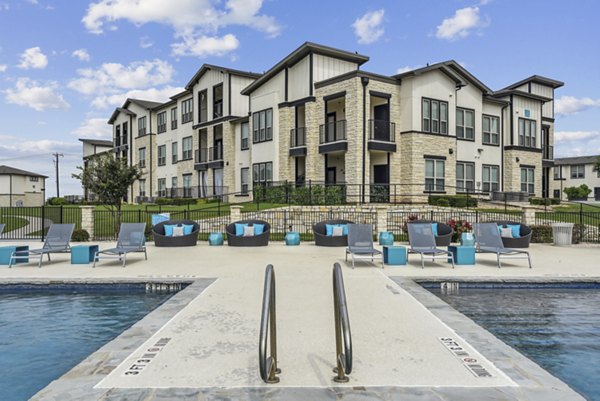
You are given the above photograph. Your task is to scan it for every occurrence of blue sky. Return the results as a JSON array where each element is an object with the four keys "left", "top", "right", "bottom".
[{"left": 1, "top": 0, "right": 599, "bottom": 196}]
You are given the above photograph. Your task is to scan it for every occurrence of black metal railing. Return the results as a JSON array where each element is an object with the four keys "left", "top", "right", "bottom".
[
  {"left": 0, "top": 206, "right": 81, "bottom": 241},
  {"left": 319, "top": 120, "right": 347, "bottom": 144},
  {"left": 534, "top": 203, "right": 600, "bottom": 243},
  {"left": 210, "top": 145, "right": 223, "bottom": 161},
  {"left": 290, "top": 127, "right": 306, "bottom": 147},
  {"left": 543, "top": 145, "right": 554, "bottom": 160},
  {"left": 171, "top": 120, "right": 177, "bottom": 130},
  {"left": 368, "top": 119, "right": 396, "bottom": 142},
  {"left": 332, "top": 262, "right": 352, "bottom": 383},
  {"left": 157, "top": 124, "right": 166, "bottom": 134},
  {"left": 259, "top": 264, "right": 280, "bottom": 383},
  {"left": 114, "top": 137, "right": 121, "bottom": 147},
  {"left": 195, "top": 148, "right": 208, "bottom": 164},
  {"left": 160, "top": 186, "right": 229, "bottom": 201},
  {"left": 138, "top": 128, "right": 146, "bottom": 136}
]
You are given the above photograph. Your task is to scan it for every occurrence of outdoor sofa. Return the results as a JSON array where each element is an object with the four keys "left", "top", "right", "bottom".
[
  {"left": 152, "top": 219, "right": 200, "bottom": 247},
  {"left": 226, "top": 219, "right": 270, "bottom": 246},
  {"left": 491, "top": 220, "right": 532, "bottom": 248},
  {"left": 313, "top": 219, "right": 355, "bottom": 247},
  {"left": 411, "top": 220, "right": 454, "bottom": 246}
]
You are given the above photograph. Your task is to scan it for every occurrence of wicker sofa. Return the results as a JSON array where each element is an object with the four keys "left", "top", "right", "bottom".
[
  {"left": 152, "top": 220, "right": 199, "bottom": 247},
  {"left": 226, "top": 219, "right": 270, "bottom": 247},
  {"left": 492, "top": 220, "right": 532, "bottom": 248},
  {"left": 410, "top": 220, "right": 454, "bottom": 246},
  {"left": 313, "top": 219, "right": 355, "bottom": 247}
]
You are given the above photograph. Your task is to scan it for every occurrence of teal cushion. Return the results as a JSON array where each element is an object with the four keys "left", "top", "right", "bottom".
[
  {"left": 182, "top": 224, "right": 194, "bottom": 235},
  {"left": 325, "top": 224, "right": 335, "bottom": 236},
  {"left": 164, "top": 224, "right": 175, "bottom": 237},
  {"left": 497, "top": 225, "right": 503, "bottom": 235},
  {"left": 507, "top": 224, "right": 521, "bottom": 238},
  {"left": 253, "top": 223, "right": 265, "bottom": 235},
  {"left": 431, "top": 223, "right": 438, "bottom": 236},
  {"left": 235, "top": 223, "right": 248, "bottom": 237}
]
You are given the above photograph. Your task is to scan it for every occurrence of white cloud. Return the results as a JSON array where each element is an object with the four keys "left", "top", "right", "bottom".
[
  {"left": 555, "top": 96, "right": 600, "bottom": 116},
  {"left": 554, "top": 131, "right": 600, "bottom": 158},
  {"left": 71, "top": 117, "right": 112, "bottom": 139},
  {"left": 0, "top": 64, "right": 7, "bottom": 72},
  {"left": 68, "top": 59, "right": 174, "bottom": 96},
  {"left": 72, "top": 48, "right": 91, "bottom": 62},
  {"left": 18, "top": 46, "right": 48, "bottom": 69},
  {"left": 352, "top": 9, "right": 385, "bottom": 44},
  {"left": 5, "top": 78, "right": 70, "bottom": 111},
  {"left": 436, "top": 6, "right": 487, "bottom": 41},
  {"left": 555, "top": 131, "right": 600, "bottom": 142},
  {"left": 396, "top": 65, "right": 423, "bottom": 74},
  {"left": 139, "top": 36, "right": 153, "bottom": 48},
  {"left": 171, "top": 34, "right": 239, "bottom": 57},
  {"left": 91, "top": 86, "right": 182, "bottom": 109}
]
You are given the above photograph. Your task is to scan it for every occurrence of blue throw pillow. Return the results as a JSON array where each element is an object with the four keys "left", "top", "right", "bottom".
[
  {"left": 325, "top": 224, "right": 335, "bottom": 236},
  {"left": 497, "top": 225, "right": 503, "bottom": 235},
  {"left": 431, "top": 223, "right": 438, "bottom": 236},
  {"left": 235, "top": 223, "right": 248, "bottom": 237},
  {"left": 182, "top": 224, "right": 194, "bottom": 235},
  {"left": 507, "top": 224, "right": 521, "bottom": 238},
  {"left": 254, "top": 223, "right": 265, "bottom": 235},
  {"left": 164, "top": 224, "right": 175, "bottom": 237}
]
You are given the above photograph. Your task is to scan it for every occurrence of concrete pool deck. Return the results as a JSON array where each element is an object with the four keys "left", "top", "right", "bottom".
[{"left": 1, "top": 241, "right": 598, "bottom": 400}]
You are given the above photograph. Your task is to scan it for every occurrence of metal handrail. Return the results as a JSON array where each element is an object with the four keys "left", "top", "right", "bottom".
[
  {"left": 332, "top": 262, "right": 352, "bottom": 382},
  {"left": 259, "top": 264, "right": 280, "bottom": 383}
]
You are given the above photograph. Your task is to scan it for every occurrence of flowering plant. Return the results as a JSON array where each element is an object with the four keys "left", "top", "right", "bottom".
[{"left": 447, "top": 219, "right": 472, "bottom": 242}]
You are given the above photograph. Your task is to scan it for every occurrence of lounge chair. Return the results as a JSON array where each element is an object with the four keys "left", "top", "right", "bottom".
[
  {"left": 491, "top": 220, "right": 532, "bottom": 248},
  {"left": 473, "top": 223, "right": 532, "bottom": 268},
  {"left": 411, "top": 220, "right": 454, "bottom": 246},
  {"left": 0, "top": 223, "right": 4, "bottom": 237},
  {"left": 9, "top": 223, "right": 74, "bottom": 268},
  {"left": 345, "top": 224, "right": 383, "bottom": 269},
  {"left": 407, "top": 223, "right": 454, "bottom": 269},
  {"left": 93, "top": 223, "right": 147, "bottom": 267}
]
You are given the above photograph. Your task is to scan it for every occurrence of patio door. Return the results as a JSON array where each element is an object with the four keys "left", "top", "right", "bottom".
[
  {"left": 373, "top": 104, "right": 390, "bottom": 141},
  {"left": 213, "top": 168, "right": 223, "bottom": 196},
  {"left": 372, "top": 164, "right": 389, "bottom": 202},
  {"left": 199, "top": 171, "right": 208, "bottom": 198}
]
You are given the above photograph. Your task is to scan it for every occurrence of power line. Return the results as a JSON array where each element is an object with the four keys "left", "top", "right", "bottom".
[{"left": 52, "top": 152, "right": 64, "bottom": 197}]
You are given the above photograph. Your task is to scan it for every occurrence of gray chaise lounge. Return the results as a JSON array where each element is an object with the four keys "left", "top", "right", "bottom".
[
  {"left": 411, "top": 220, "right": 454, "bottom": 246},
  {"left": 226, "top": 220, "right": 270, "bottom": 246},
  {"left": 152, "top": 220, "right": 200, "bottom": 247},
  {"left": 313, "top": 219, "right": 355, "bottom": 247}
]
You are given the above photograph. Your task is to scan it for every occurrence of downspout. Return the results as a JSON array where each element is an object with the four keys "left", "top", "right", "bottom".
[
  {"left": 129, "top": 114, "right": 134, "bottom": 202},
  {"left": 148, "top": 109, "right": 153, "bottom": 199},
  {"left": 9, "top": 174, "right": 12, "bottom": 206},
  {"left": 361, "top": 76, "right": 369, "bottom": 203},
  {"left": 500, "top": 102, "right": 510, "bottom": 192}
]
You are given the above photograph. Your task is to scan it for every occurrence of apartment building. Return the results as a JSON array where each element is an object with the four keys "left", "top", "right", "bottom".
[
  {"left": 0, "top": 165, "right": 46, "bottom": 207},
  {"left": 79, "top": 138, "right": 113, "bottom": 201},
  {"left": 554, "top": 155, "right": 600, "bottom": 201},
  {"left": 106, "top": 42, "right": 563, "bottom": 203}
]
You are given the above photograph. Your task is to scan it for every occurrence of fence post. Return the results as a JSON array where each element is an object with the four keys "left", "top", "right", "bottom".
[
  {"left": 81, "top": 206, "right": 95, "bottom": 240},
  {"left": 41, "top": 205, "right": 46, "bottom": 242},
  {"left": 466, "top": 189, "right": 469, "bottom": 210},
  {"left": 309, "top": 180, "right": 312, "bottom": 206},
  {"left": 579, "top": 203, "right": 583, "bottom": 227},
  {"left": 230, "top": 205, "right": 243, "bottom": 222},
  {"left": 522, "top": 206, "right": 536, "bottom": 226},
  {"left": 376, "top": 206, "right": 388, "bottom": 235},
  {"left": 60, "top": 205, "right": 63, "bottom": 223}
]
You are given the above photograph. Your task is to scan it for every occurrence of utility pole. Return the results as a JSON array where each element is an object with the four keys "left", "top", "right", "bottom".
[{"left": 52, "top": 152, "right": 64, "bottom": 198}]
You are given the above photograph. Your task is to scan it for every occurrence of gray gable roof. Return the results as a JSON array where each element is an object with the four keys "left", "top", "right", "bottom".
[
  {"left": 0, "top": 165, "right": 48, "bottom": 178},
  {"left": 78, "top": 138, "right": 113, "bottom": 147},
  {"left": 185, "top": 64, "right": 261, "bottom": 90},
  {"left": 502, "top": 75, "right": 564, "bottom": 91},
  {"left": 554, "top": 155, "right": 600, "bottom": 165}
]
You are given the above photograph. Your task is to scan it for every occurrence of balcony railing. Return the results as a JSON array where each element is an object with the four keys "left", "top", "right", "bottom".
[
  {"left": 319, "top": 120, "right": 347, "bottom": 144},
  {"left": 157, "top": 124, "right": 166, "bottom": 134},
  {"left": 138, "top": 128, "right": 146, "bottom": 136},
  {"left": 290, "top": 127, "right": 306, "bottom": 147},
  {"left": 171, "top": 120, "right": 177, "bottom": 130},
  {"left": 138, "top": 161, "right": 146, "bottom": 169},
  {"left": 543, "top": 145, "right": 554, "bottom": 160},
  {"left": 158, "top": 186, "right": 229, "bottom": 201},
  {"left": 210, "top": 145, "right": 223, "bottom": 161},
  {"left": 195, "top": 148, "right": 208, "bottom": 164},
  {"left": 368, "top": 120, "right": 396, "bottom": 142},
  {"left": 114, "top": 137, "right": 121, "bottom": 147}
]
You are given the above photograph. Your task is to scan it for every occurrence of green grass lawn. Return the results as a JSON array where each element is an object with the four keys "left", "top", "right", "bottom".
[{"left": 2, "top": 217, "right": 28, "bottom": 232}]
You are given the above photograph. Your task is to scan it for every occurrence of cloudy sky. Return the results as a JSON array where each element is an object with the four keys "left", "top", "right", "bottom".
[{"left": 0, "top": 0, "right": 599, "bottom": 197}]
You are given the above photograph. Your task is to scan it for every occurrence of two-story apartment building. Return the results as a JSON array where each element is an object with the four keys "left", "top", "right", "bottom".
[
  {"left": 0, "top": 165, "right": 47, "bottom": 206},
  {"left": 554, "top": 155, "right": 600, "bottom": 201},
  {"left": 79, "top": 138, "right": 113, "bottom": 201},
  {"left": 106, "top": 42, "right": 562, "bottom": 203}
]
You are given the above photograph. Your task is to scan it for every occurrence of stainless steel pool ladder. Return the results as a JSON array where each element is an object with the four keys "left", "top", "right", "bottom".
[
  {"left": 333, "top": 262, "right": 353, "bottom": 382},
  {"left": 259, "top": 264, "right": 280, "bottom": 383}
]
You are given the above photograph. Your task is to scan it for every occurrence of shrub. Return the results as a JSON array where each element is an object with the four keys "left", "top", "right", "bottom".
[
  {"left": 530, "top": 225, "right": 553, "bottom": 243},
  {"left": 71, "top": 228, "right": 90, "bottom": 242},
  {"left": 401, "top": 214, "right": 422, "bottom": 234},
  {"left": 324, "top": 185, "right": 345, "bottom": 204},
  {"left": 436, "top": 198, "right": 450, "bottom": 207},
  {"left": 47, "top": 197, "right": 68, "bottom": 205},
  {"left": 145, "top": 225, "right": 153, "bottom": 241},
  {"left": 529, "top": 197, "right": 560, "bottom": 206},
  {"left": 428, "top": 195, "right": 477, "bottom": 208},
  {"left": 155, "top": 198, "right": 197, "bottom": 206},
  {"left": 564, "top": 184, "right": 592, "bottom": 201}
]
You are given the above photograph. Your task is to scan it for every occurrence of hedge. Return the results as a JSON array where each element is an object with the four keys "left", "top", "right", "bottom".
[
  {"left": 428, "top": 195, "right": 478, "bottom": 208},
  {"left": 529, "top": 197, "right": 560, "bottom": 206},
  {"left": 530, "top": 225, "right": 553, "bottom": 243},
  {"left": 155, "top": 198, "right": 198, "bottom": 206}
]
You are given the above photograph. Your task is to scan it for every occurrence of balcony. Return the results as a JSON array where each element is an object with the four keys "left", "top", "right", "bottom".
[
  {"left": 319, "top": 120, "right": 347, "bottom": 154},
  {"left": 290, "top": 127, "right": 307, "bottom": 157},
  {"left": 138, "top": 128, "right": 146, "bottom": 137},
  {"left": 194, "top": 146, "right": 223, "bottom": 170},
  {"left": 162, "top": 186, "right": 229, "bottom": 202},
  {"left": 171, "top": 120, "right": 178, "bottom": 130},
  {"left": 543, "top": 145, "right": 554, "bottom": 160},
  {"left": 114, "top": 137, "right": 128, "bottom": 151},
  {"left": 368, "top": 119, "right": 396, "bottom": 152},
  {"left": 194, "top": 148, "right": 208, "bottom": 171}
]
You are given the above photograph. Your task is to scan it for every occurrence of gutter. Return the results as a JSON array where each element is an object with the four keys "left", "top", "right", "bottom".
[{"left": 361, "top": 76, "right": 369, "bottom": 203}]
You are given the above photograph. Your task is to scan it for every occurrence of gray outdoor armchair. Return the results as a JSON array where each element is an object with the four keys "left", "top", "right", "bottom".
[
  {"left": 152, "top": 220, "right": 199, "bottom": 247},
  {"left": 0, "top": 223, "right": 4, "bottom": 237},
  {"left": 411, "top": 220, "right": 454, "bottom": 246},
  {"left": 94, "top": 223, "right": 147, "bottom": 267},
  {"left": 9, "top": 223, "right": 75, "bottom": 268},
  {"left": 225, "top": 220, "right": 270, "bottom": 246},
  {"left": 313, "top": 220, "right": 355, "bottom": 247},
  {"left": 491, "top": 220, "right": 532, "bottom": 248}
]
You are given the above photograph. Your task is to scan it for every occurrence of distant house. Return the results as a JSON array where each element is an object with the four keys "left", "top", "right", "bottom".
[
  {"left": 0, "top": 165, "right": 47, "bottom": 207},
  {"left": 79, "top": 138, "right": 113, "bottom": 201},
  {"left": 554, "top": 155, "right": 600, "bottom": 201}
]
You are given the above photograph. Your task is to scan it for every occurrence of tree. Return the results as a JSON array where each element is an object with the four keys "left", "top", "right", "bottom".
[
  {"left": 563, "top": 184, "right": 592, "bottom": 201},
  {"left": 73, "top": 154, "right": 140, "bottom": 227}
]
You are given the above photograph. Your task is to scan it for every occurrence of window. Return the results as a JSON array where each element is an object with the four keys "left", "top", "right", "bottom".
[
  {"left": 241, "top": 168, "right": 249, "bottom": 194},
  {"left": 482, "top": 165, "right": 499, "bottom": 193},
  {"left": 183, "top": 174, "right": 192, "bottom": 197},
  {"left": 182, "top": 98, "right": 193, "bottom": 124},
  {"left": 122, "top": 122, "right": 128, "bottom": 144},
  {"left": 157, "top": 178, "right": 166, "bottom": 197},
  {"left": 425, "top": 159, "right": 445, "bottom": 191},
  {"left": 213, "top": 84, "right": 223, "bottom": 119},
  {"left": 157, "top": 111, "right": 166, "bottom": 133},
  {"left": 521, "top": 167, "right": 535, "bottom": 194},
  {"left": 518, "top": 118, "right": 537, "bottom": 148},
  {"left": 252, "top": 162, "right": 273, "bottom": 185},
  {"left": 241, "top": 122, "right": 249, "bottom": 150},
  {"left": 199, "top": 90, "right": 207, "bottom": 123},
  {"left": 29, "top": 176, "right": 39, "bottom": 182},
  {"left": 138, "top": 116, "right": 147, "bottom": 136},
  {"left": 456, "top": 108, "right": 474, "bottom": 140},
  {"left": 554, "top": 167, "right": 562, "bottom": 180},
  {"left": 139, "top": 179, "right": 146, "bottom": 197},
  {"left": 422, "top": 98, "right": 448, "bottom": 134},
  {"left": 171, "top": 176, "right": 178, "bottom": 189},
  {"left": 171, "top": 107, "right": 178, "bottom": 130},
  {"left": 157, "top": 145, "right": 166, "bottom": 166},
  {"left": 138, "top": 147, "right": 146, "bottom": 168},
  {"left": 570, "top": 164, "right": 585, "bottom": 179},
  {"left": 456, "top": 162, "right": 475, "bottom": 192},
  {"left": 483, "top": 115, "right": 500, "bottom": 145},
  {"left": 252, "top": 108, "right": 273, "bottom": 143},
  {"left": 171, "top": 142, "right": 178, "bottom": 164},
  {"left": 115, "top": 125, "right": 121, "bottom": 146},
  {"left": 182, "top": 136, "right": 193, "bottom": 160}
]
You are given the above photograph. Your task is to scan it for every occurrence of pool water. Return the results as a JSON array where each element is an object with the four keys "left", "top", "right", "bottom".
[
  {"left": 0, "top": 287, "right": 175, "bottom": 401},
  {"left": 430, "top": 285, "right": 600, "bottom": 401}
]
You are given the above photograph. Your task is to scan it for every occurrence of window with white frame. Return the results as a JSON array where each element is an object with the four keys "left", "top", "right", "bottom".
[
  {"left": 157, "top": 178, "right": 166, "bottom": 197},
  {"left": 456, "top": 108, "right": 474, "bottom": 140},
  {"left": 252, "top": 108, "right": 273, "bottom": 143},
  {"left": 138, "top": 147, "right": 146, "bottom": 168},
  {"left": 182, "top": 137, "right": 193, "bottom": 160},
  {"left": 171, "top": 176, "right": 178, "bottom": 189},
  {"left": 456, "top": 162, "right": 475, "bottom": 192},
  {"left": 139, "top": 179, "right": 146, "bottom": 197},
  {"left": 182, "top": 98, "right": 193, "bottom": 124},
  {"left": 483, "top": 115, "right": 500, "bottom": 145},
  {"left": 198, "top": 90, "right": 207, "bottom": 123},
  {"left": 241, "top": 168, "right": 249, "bottom": 194},
  {"left": 138, "top": 116, "right": 147, "bottom": 136},
  {"left": 521, "top": 167, "right": 535, "bottom": 194},
  {"left": 213, "top": 84, "right": 223, "bottom": 119},
  {"left": 171, "top": 141, "right": 178, "bottom": 164},
  {"left": 554, "top": 166, "right": 562, "bottom": 180},
  {"left": 29, "top": 176, "right": 39, "bottom": 182},
  {"left": 157, "top": 145, "right": 166, "bottom": 166},
  {"left": 171, "top": 107, "right": 177, "bottom": 130},
  {"left": 253, "top": 162, "right": 273, "bottom": 185},
  {"left": 570, "top": 164, "right": 585, "bottom": 179},
  {"left": 482, "top": 165, "right": 499, "bottom": 192},
  {"left": 157, "top": 111, "right": 166, "bottom": 133},
  {"left": 425, "top": 158, "right": 445, "bottom": 191},
  {"left": 518, "top": 118, "right": 537, "bottom": 148},
  {"left": 422, "top": 98, "right": 448, "bottom": 134},
  {"left": 241, "top": 122, "right": 249, "bottom": 150}
]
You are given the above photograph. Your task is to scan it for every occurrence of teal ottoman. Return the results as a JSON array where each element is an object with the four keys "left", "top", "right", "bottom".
[
  {"left": 0, "top": 246, "right": 29, "bottom": 265},
  {"left": 71, "top": 245, "right": 99, "bottom": 264},
  {"left": 285, "top": 231, "right": 300, "bottom": 246},
  {"left": 447, "top": 245, "right": 475, "bottom": 265},
  {"left": 208, "top": 232, "right": 224, "bottom": 246},
  {"left": 383, "top": 245, "right": 406, "bottom": 266},
  {"left": 379, "top": 232, "right": 394, "bottom": 246}
]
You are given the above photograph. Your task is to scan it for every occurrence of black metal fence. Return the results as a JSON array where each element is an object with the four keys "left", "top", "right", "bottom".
[
  {"left": 0, "top": 206, "right": 82, "bottom": 241},
  {"left": 534, "top": 210, "right": 600, "bottom": 243}
]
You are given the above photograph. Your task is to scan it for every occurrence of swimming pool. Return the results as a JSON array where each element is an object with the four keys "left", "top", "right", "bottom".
[
  {"left": 428, "top": 283, "right": 600, "bottom": 401},
  {"left": 0, "top": 284, "right": 178, "bottom": 401}
]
